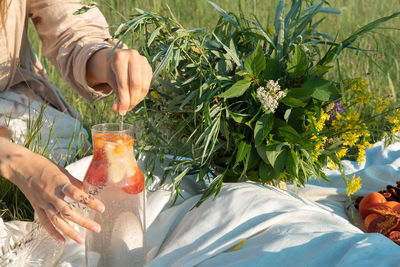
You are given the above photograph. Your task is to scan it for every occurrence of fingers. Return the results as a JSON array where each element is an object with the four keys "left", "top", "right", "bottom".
[
  {"left": 37, "top": 181, "right": 103, "bottom": 245},
  {"left": 110, "top": 49, "right": 153, "bottom": 115},
  {"left": 112, "top": 52, "right": 130, "bottom": 115},
  {"left": 66, "top": 172, "right": 84, "bottom": 190},
  {"left": 128, "top": 58, "right": 143, "bottom": 109},
  {"left": 61, "top": 183, "right": 105, "bottom": 213},
  {"left": 143, "top": 57, "right": 153, "bottom": 94},
  {"left": 46, "top": 204, "right": 85, "bottom": 244},
  {"left": 36, "top": 207, "right": 66, "bottom": 244},
  {"left": 57, "top": 202, "right": 101, "bottom": 233}
]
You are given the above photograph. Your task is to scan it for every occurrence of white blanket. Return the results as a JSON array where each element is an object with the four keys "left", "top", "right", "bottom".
[{"left": 1, "top": 140, "right": 400, "bottom": 266}]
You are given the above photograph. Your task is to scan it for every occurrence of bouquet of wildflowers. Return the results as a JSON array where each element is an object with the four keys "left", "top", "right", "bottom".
[{"left": 103, "top": 0, "right": 400, "bottom": 202}]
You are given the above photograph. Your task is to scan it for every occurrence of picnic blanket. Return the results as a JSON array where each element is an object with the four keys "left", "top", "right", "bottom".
[{"left": 1, "top": 139, "right": 400, "bottom": 266}]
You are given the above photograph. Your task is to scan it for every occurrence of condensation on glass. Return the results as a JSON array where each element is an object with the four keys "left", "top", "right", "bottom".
[{"left": 84, "top": 123, "right": 145, "bottom": 267}]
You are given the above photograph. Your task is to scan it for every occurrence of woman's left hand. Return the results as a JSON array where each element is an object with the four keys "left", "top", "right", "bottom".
[{"left": 86, "top": 48, "right": 153, "bottom": 115}]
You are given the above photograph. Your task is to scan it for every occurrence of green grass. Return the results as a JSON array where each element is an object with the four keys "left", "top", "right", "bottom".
[{"left": 1, "top": 0, "right": 399, "bottom": 221}]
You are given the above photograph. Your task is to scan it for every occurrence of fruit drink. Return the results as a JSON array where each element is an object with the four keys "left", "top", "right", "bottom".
[{"left": 83, "top": 123, "right": 145, "bottom": 267}]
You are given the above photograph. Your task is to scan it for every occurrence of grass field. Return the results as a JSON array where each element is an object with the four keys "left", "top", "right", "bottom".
[{"left": 1, "top": 0, "right": 399, "bottom": 221}]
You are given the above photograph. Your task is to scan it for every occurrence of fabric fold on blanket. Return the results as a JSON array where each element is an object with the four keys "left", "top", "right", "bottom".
[{"left": 1, "top": 139, "right": 400, "bottom": 266}]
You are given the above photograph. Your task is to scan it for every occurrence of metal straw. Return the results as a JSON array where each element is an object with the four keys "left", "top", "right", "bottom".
[{"left": 119, "top": 115, "right": 124, "bottom": 131}]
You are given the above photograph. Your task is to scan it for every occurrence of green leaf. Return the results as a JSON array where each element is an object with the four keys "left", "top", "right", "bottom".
[
  {"left": 312, "top": 86, "right": 340, "bottom": 102},
  {"left": 262, "top": 57, "right": 281, "bottom": 80},
  {"left": 259, "top": 161, "right": 278, "bottom": 182},
  {"left": 152, "top": 41, "right": 175, "bottom": 82},
  {"left": 251, "top": 17, "right": 276, "bottom": 49},
  {"left": 265, "top": 144, "right": 288, "bottom": 172},
  {"left": 281, "top": 87, "right": 313, "bottom": 107},
  {"left": 195, "top": 174, "right": 224, "bottom": 207},
  {"left": 256, "top": 145, "right": 269, "bottom": 165},
  {"left": 244, "top": 42, "right": 266, "bottom": 76},
  {"left": 254, "top": 113, "right": 274, "bottom": 145},
  {"left": 228, "top": 110, "right": 250, "bottom": 124},
  {"left": 318, "top": 7, "right": 342, "bottom": 15},
  {"left": 310, "top": 65, "right": 332, "bottom": 76},
  {"left": 216, "top": 59, "right": 234, "bottom": 75},
  {"left": 212, "top": 33, "right": 242, "bottom": 69},
  {"left": 285, "top": 0, "right": 301, "bottom": 27},
  {"left": 147, "top": 26, "right": 162, "bottom": 46},
  {"left": 274, "top": 0, "right": 285, "bottom": 59},
  {"left": 281, "top": 96, "right": 307, "bottom": 108},
  {"left": 287, "top": 108, "right": 306, "bottom": 133},
  {"left": 217, "top": 78, "right": 252, "bottom": 99},
  {"left": 247, "top": 147, "right": 260, "bottom": 170},
  {"left": 319, "top": 12, "right": 400, "bottom": 65},
  {"left": 287, "top": 45, "right": 308, "bottom": 78},
  {"left": 234, "top": 141, "right": 251, "bottom": 167},
  {"left": 277, "top": 124, "right": 301, "bottom": 143},
  {"left": 73, "top": 6, "right": 91, "bottom": 15},
  {"left": 168, "top": 114, "right": 194, "bottom": 142},
  {"left": 303, "top": 78, "right": 340, "bottom": 101},
  {"left": 286, "top": 149, "right": 298, "bottom": 177},
  {"left": 201, "top": 113, "right": 221, "bottom": 163},
  {"left": 245, "top": 109, "right": 262, "bottom": 129},
  {"left": 206, "top": 0, "right": 239, "bottom": 28}
]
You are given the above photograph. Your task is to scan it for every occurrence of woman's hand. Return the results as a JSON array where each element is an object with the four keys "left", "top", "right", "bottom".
[
  {"left": 86, "top": 48, "right": 153, "bottom": 115},
  {"left": 0, "top": 138, "right": 105, "bottom": 244}
]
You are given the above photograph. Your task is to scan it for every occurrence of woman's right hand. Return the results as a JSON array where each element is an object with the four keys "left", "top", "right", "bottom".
[{"left": 0, "top": 137, "right": 105, "bottom": 244}]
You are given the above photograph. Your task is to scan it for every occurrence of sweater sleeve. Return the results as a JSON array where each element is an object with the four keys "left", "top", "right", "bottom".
[{"left": 29, "top": 0, "right": 116, "bottom": 100}]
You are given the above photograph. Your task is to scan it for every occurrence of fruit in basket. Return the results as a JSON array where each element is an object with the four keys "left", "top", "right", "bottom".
[
  {"left": 370, "top": 201, "right": 400, "bottom": 213},
  {"left": 353, "top": 181, "right": 400, "bottom": 245},
  {"left": 366, "top": 215, "right": 399, "bottom": 235},
  {"left": 364, "top": 213, "right": 383, "bottom": 230},
  {"left": 358, "top": 192, "right": 387, "bottom": 219},
  {"left": 388, "top": 231, "right": 400, "bottom": 244}
]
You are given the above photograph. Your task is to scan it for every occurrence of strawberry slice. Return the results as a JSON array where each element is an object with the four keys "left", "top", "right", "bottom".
[
  {"left": 123, "top": 170, "right": 145, "bottom": 194},
  {"left": 84, "top": 160, "right": 108, "bottom": 186}
]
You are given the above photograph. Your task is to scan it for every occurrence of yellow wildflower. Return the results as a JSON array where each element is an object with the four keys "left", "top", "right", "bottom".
[
  {"left": 356, "top": 145, "right": 366, "bottom": 165},
  {"left": 336, "top": 148, "right": 348, "bottom": 160},
  {"left": 312, "top": 109, "right": 330, "bottom": 132},
  {"left": 347, "top": 78, "right": 368, "bottom": 93},
  {"left": 328, "top": 157, "right": 339, "bottom": 170},
  {"left": 347, "top": 79, "right": 372, "bottom": 105},
  {"left": 331, "top": 113, "right": 342, "bottom": 130},
  {"left": 150, "top": 91, "right": 159, "bottom": 99},
  {"left": 267, "top": 25, "right": 275, "bottom": 36},
  {"left": 345, "top": 110, "right": 360, "bottom": 122},
  {"left": 333, "top": 110, "right": 366, "bottom": 147},
  {"left": 312, "top": 135, "right": 327, "bottom": 162},
  {"left": 342, "top": 131, "right": 360, "bottom": 146},
  {"left": 377, "top": 97, "right": 390, "bottom": 113},
  {"left": 386, "top": 109, "right": 400, "bottom": 134},
  {"left": 346, "top": 175, "right": 362, "bottom": 196},
  {"left": 355, "top": 92, "right": 372, "bottom": 104}
]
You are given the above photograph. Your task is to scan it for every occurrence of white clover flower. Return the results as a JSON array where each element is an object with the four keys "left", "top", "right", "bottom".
[{"left": 256, "top": 80, "right": 286, "bottom": 113}]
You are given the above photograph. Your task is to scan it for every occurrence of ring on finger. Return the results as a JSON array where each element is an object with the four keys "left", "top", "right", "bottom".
[{"left": 60, "top": 183, "right": 69, "bottom": 194}]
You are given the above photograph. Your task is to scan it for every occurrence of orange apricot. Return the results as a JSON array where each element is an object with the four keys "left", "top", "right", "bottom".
[{"left": 359, "top": 192, "right": 387, "bottom": 219}]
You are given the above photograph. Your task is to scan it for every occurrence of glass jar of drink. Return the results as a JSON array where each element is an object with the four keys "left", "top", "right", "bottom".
[{"left": 83, "top": 123, "right": 145, "bottom": 267}]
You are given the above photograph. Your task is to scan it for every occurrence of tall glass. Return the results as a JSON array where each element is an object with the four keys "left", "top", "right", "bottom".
[{"left": 83, "top": 123, "right": 145, "bottom": 267}]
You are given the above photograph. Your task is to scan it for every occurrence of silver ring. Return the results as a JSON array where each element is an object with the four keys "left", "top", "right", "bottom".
[{"left": 60, "top": 183, "right": 69, "bottom": 194}]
